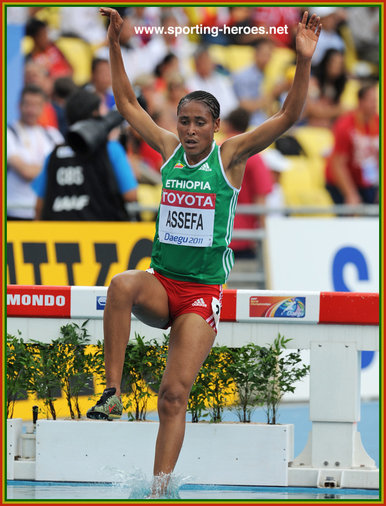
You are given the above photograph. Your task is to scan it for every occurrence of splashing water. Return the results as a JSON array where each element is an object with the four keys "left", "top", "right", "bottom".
[{"left": 101, "top": 466, "right": 191, "bottom": 499}]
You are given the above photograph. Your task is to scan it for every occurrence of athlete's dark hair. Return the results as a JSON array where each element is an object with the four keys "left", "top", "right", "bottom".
[{"left": 177, "top": 90, "right": 220, "bottom": 121}]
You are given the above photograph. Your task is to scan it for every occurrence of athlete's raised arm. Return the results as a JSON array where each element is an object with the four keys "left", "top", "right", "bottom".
[
  {"left": 99, "top": 7, "right": 179, "bottom": 160},
  {"left": 221, "top": 11, "right": 321, "bottom": 188}
]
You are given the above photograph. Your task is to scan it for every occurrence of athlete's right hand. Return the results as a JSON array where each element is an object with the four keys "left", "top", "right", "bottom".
[{"left": 99, "top": 7, "right": 124, "bottom": 44}]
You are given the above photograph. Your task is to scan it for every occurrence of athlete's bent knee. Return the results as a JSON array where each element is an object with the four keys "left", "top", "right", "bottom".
[
  {"left": 107, "top": 272, "right": 136, "bottom": 304},
  {"left": 158, "top": 386, "right": 187, "bottom": 419}
]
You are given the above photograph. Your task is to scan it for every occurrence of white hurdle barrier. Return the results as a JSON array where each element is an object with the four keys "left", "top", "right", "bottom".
[{"left": 7, "top": 285, "right": 379, "bottom": 489}]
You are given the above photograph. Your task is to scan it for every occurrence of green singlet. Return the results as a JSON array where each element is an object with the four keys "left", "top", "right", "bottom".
[{"left": 150, "top": 141, "right": 240, "bottom": 284}]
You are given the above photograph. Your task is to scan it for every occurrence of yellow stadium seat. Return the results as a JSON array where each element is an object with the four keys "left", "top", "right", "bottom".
[
  {"left": 21, "top": 36, "right": 33, "bottom": 55},
  {"left": 208, "top": 44, "right": 255, "bottom": 72},
  {"left": 263, "top": 46, "right": 295, "bottom": 92},
  {"left": 279, "top": 155, "right": 334, "bottom": 215},
  {"left": 290, "top": 127, "right": 335, "bottom": 213},
  {"left": 293, "top": 126, "right": 334, "bottom": 160},
  {"left": 34, "top": 7, "right": 61, "bottom": 31},
  {"left": 340, "top": 79, "right": 360, "bottom": 110},
  {"left": 339, "top": 23, "right": 358, "bottom": 74},
  {"left": 226, "top": 45, "right": 255, "bottom": 71},
  {"left": 55, "top": 36, "right": 93, "bottom": 86},
  {"left": 137, "top": 184, "right": 162, "bottom": 222}
]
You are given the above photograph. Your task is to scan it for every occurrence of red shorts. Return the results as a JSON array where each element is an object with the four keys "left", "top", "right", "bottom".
[{"left": 148, "top": 269, "right": 222, "bottom": 333}]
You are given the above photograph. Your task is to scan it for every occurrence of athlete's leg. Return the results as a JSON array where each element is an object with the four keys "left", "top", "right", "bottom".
[
  {"left": 103, "top": 270, "right": 170, "bottom": 396},
  {"left": 152, "top": 313, "right": 216, "bottom": 488}
]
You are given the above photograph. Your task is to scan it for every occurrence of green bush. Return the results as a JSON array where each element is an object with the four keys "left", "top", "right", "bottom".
[
  {"left": 230, "top": 335, "right": 310, "bottom": 424},
  {"left": 260, "top": 334, "right": 310, "bottom": 424},
  {"left": 228, "top": 343, "right": 266, "bottom": 423},
  {"left": 7, "top": 326, "right": 309, "bottom": 424},
  {"left": 53, "top": 321, "right": 97, "bottom": 419},
  {"left": 122, "top": 334, "right": 168, "bottom": 421},
  {"left": 95, "top": 333, "right": 169, "bottom": 421},
  {"left": 8, "top": 322, "right": 102, "bottom": 420},
  {"left": 27, "top": 340, "right": 62, "bottom": 420},
  {"left": 188, "top": 345, "right": 235, "bottom": 423},
  {"left": 6, "top": 332, "right": 33, "bottom": 418}
]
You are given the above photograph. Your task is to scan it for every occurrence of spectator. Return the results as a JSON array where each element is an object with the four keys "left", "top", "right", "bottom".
[
  {"left": 51, "top": 77, "right": 78, "bottom": 136},
  {"left": 59, "top": 7, "right": 107, "bottom": 46},
  {"left": 24, "top": 60, "right": 58, "bottom": 128},
  {"left": 261, "top": 149, "right": 291, "bottom": 212},
  {"left": 125, "top": 6, "right": 162, "bottom": 46},
  {"left": 97, "top": 10, "right": 193, "bottom": 83},
  {"left": 148, "top": 10, "right": 196, "bottom": 77},
  {"left": 304, "top": 49, "right": 348, "bottom": 127},
  {"left": 84, "top": 58, "right": 115, "bottom": 110},
  {"left": 25, "top": 17, "right": 73, "bottom": 80},
  {"left": 32, "top": 89, "right": 138, "bottom": 220},
  {"left": 253, "top": 6, "right": 300, "bottom": 48},
  {"left": 222, "top": 107, "right": 274, "bottom": 258},
  {"left": 325, "top": 83, "right": 379, "bottom": 205},
  {"left": 7, "top": 84, "right": 63, "bottom": 219},
  {"left": 187, "top": 46, "right": 239, "bottom": 118},
  {"left": 96, "top": 17, "right": 167, "bottom": 86},
  {"left": 154, "top": 53, "right": 180, "bottom": 94},
  {"left": 226, "top": 7, "right": 259, "bottom": 45},
  {"left": 232, "top": 38, "right": 276, "bottom": 126},
  {"left": 123, "top": 125, "right": 162, "bottom": 185},
  {"left": 133, "top": 73, "right": 164, "bottom": 118},
  {"left": 184, "top": 6, "right": 230, "bottom": 45},
  {"left": 156, "top": 73, "right": 188, "bottom": 134},
  {"left": 310, "top": 7, "right": 346, "bottom": 67},
  {"left": 347, "top": 7, "right": 379, "bottom": 66}
]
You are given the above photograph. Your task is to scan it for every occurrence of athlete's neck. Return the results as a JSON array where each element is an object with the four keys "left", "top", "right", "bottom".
[{"left": 185, "top": 141, "right": 214, "bottom": 166}]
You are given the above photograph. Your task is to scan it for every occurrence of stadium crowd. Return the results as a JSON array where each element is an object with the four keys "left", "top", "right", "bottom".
[{"left": 7, "top": 5, "right": 379, "bottom": 232}]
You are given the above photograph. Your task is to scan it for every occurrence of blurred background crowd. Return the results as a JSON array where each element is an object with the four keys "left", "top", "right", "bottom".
[{"left": 6, "top": 5, "right": 379, "bottom": 256}]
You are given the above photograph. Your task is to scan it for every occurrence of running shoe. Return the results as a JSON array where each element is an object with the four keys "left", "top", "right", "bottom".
[{"left": 86, "top": 387, "right": 123, "bottom": 420}]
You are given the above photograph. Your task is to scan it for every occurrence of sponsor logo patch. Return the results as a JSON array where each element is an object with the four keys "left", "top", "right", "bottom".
[
  {"left": 96, "top": 296, "right": 107, "bottom": 310},
  {"left": 198, "top": 162, "right": 211, "bottom": 172},
  {"left": 192, "top": 298, "right": 207, "bottom": 308},
  {"left": 7, "top": 286, "right": 71, "bottom": 317},
  {"left": 249, "top": 296, "right": 306, "bottom": 318}
]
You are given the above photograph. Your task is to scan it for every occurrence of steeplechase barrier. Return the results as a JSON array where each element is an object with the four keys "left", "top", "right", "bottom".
[{"left": 7, "top": 285, "right": 379, "bottom": 489}]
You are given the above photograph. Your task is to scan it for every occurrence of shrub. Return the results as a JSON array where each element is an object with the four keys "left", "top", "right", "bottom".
[
  {"left": 260, "top": 334, "right": 310, "bottom": 424},
  {"left": 94, "top": 333, "right": 169, "bottom": 421},
  {"left": 230, "top": 335, "right": 310, "bottom": 424},
  {"left": 228, "top": 343, "right": 266, "bottom": 423},
  {"left": 8, "top": 326, "right": 309, "bottom": 425},
  {"left": 27, "top": 340, "right": 62, "bottom": 420},
  {"left": 188, "top": 345, "right": 234, "bottom": 423},
  {"left": 54, "top": 321, "right": 97, "bottom": 419},
  {"left": 6, "top": 333, "right": 33, "bottom": 418}
]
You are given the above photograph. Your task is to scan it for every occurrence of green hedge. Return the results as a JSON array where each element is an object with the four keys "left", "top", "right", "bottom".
[{"left": 7, "top": 323, "right": 309, "bottom": 424}]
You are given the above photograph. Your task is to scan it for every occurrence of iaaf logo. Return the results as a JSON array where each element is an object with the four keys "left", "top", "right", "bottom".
[{"left": 7, "top": 293, "right": 66, "bottom": 307}]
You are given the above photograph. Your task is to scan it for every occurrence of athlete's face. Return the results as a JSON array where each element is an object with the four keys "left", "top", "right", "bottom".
[{"left": 177, "top": 101, "right": 220, "bottom": 164}]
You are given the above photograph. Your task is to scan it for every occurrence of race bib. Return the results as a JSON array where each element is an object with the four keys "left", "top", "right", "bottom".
[
  {"left": 158, "top": 189, "right": 216, "bottom": 247},
  {"left": 211, "top": 297, "right": 221, "bottom": 331}
]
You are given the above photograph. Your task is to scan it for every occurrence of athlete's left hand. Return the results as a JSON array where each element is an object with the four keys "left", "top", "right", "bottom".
[{"left": 296, "top": 11, "right": 322, "bottom": 59}]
